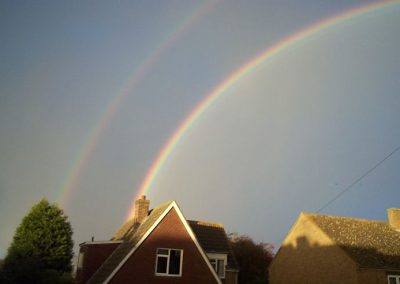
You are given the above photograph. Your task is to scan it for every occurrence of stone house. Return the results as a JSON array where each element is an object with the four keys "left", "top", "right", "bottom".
[
  {"left": 269, "top": 208, "right": 400, "bottom": 284},
  {"left": 75, "top": 196, "right": 238, "bottom": 284}
]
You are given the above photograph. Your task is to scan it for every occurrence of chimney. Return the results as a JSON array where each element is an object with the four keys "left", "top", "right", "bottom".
[
  {"left": 134, "top": 195, "right": 150, "bottom": 223},
  {"left": 387, "top": 208, "right": 400, "bottom": 230}
]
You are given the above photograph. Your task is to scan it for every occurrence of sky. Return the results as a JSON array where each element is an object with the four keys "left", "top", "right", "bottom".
[{"left": 1, "top": 0, "right": 400, "bottom": 257}]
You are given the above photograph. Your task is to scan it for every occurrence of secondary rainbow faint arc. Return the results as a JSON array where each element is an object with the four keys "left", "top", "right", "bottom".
[
  {"left": 127, "top": 0, "right": 398, "bottom": 219},
  {"left": 58, "top": 0, "right": 220, "bottom": 208}
]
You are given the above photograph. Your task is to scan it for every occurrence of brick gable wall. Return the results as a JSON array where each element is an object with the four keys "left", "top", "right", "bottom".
[
  {"left": 76, "top": 242, "right": 121, "bottom": 284},
  {"left": 110, "top": 208, "right": 219, "bottom": 284}
]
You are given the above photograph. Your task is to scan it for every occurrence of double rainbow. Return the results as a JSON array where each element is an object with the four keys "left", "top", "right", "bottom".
[
  {"left": 54, "top": 0, "right": 398, "bottom": 218},
  {"left": 127, "top": 0, "right": 398, "bottom": 219},
  {"left": 58, "top": 0, "right": 220, "bottom": 208}
]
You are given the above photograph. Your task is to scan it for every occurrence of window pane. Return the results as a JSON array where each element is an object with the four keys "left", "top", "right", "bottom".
[
  {"left": 77, "top": 252, "right": 84, "bottom": 269},
  {"left": 157, "top": 248, "right": 169, "bottom": 255},
  {"left": 156, "top": 256, "right": 168, "bottom": 273},
  {"left": 388, "top": 276, "right": 397, "bottom": 284},
  {"left": 217, "top": 259, "right": 224, "bottom": 277},
  {"left": 210, "top": 259, "right": 217, "bottom": 271},
  {"left": 168, "top": 250, "right": 181, "bottom": 275}
]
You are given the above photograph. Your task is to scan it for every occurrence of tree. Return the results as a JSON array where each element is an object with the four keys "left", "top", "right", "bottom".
[
  {"left": 229, "top": 234, "right": 274, "bottom": 284},
  {"left": 2, "top": 199, "right": 74, "bottom": 284}
]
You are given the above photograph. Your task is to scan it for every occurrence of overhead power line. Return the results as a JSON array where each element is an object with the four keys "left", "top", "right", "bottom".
[
  {"left": 273, "top": 144, "right": 400, "bottom": 248},
  {"left": 316, "top": 144, "right": 400, "bottom": 213}
]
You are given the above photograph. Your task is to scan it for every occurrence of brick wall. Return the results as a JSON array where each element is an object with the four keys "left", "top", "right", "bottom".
[
  {"left": 110, "top": 208, "right": 219, "bottom": 284},
  {"left": 75, "top": 242, "right": 121, "bottom": 284}
]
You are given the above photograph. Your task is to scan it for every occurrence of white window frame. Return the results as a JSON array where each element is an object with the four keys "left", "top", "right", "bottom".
[
  {"left": 207, "top": 253, "right": 227, "bottom": 279},
  {"left": 155, "top": 248, "right": 183, "bottom": 277},
  {"left": 388, "top": 275, "right": 400, "bottom": 284}
]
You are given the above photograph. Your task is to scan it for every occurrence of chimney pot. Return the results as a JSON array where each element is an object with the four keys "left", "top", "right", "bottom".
[{"left": 387, "top": 208, "right": 400, "bottom": 230}]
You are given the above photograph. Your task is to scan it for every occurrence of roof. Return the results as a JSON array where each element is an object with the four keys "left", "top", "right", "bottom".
[
  {"left": 188, "top": 220, "right": 239, "bottom": 270},
  {"left": 304, "top": 213, "right": 400, "bottom": 270},
  {"left": 87, "top": 201, "right": 173, "bottom": 284},
  {"left": 111, "top": 218, "right": 139, "bottom": 241}
]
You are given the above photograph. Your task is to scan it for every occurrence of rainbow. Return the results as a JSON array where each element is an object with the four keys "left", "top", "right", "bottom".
[
  {"left": 126, "top": 0, "right": 398, "bottom": 219},
  {"left": 58, "top": 0, "right": 220, "bottom": 208}
]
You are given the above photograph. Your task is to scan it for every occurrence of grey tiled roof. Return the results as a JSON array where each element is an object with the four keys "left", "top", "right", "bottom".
[
  {"left": 305, "top": 213, "right": 400, "bottom": 270},
  {"left": 188, "top": 220, "right": 239, "bottom": 270}
]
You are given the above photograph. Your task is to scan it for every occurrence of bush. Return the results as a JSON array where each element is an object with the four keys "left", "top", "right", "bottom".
[{"left": 229, "top": 234, "right": 274, "bottom": 284}]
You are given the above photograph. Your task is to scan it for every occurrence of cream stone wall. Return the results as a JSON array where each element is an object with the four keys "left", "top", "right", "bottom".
[
  {"left": 269, "top": 213, "right": 358, "bottom": 284},
  {"left": 357, "top": 269, "right": 388, "bottom": 284}
]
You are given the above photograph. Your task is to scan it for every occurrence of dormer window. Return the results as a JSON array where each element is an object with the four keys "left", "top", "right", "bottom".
[
  {"left": 210, "top": 258, "right": 225, "bottom": 278},
  {"left": 207, "top": 253, "right": 227, "bottom": 279},
  {"left": 155, "top": 248, "right": 183, "bottom": 276}
]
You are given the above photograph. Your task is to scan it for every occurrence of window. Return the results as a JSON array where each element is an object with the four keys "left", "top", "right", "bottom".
[
  {"left": 155, "top": 248, "right": 183, "bottom": 276},
  {"left": 77, "top": 252, "right": 84, "bottom": 269},
  {"left": 207, "top": 253, "right": 227, "bottom": 279},
  {"left": 209, "top": 258, "right": 225, "bottom": 278},
  {"left": 388, "top": 275, "right": 400, "bottom": 284}
]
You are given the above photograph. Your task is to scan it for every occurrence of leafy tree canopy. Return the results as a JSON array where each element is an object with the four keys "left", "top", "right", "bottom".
[
  {"left": 229, "top": 234, "right": 274, "bottom": 284},
  {"left": 2, "top": 198, "right": 74, "bottom": 283}
]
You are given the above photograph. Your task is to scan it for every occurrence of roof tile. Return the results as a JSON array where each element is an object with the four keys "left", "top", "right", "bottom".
[{"left": 305, "top": 213, "right": 400, "bottom": 270}]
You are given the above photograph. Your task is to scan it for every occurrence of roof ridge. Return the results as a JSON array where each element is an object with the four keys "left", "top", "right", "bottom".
[
  {"left": 151, "top": 200, "right": 174, "bottom": 210},
  {"left": 188, "top": 220, "right": 224, "bottom": 228},
  {"left": 302, "top": 212, "right": 386, "bottom": 224}
]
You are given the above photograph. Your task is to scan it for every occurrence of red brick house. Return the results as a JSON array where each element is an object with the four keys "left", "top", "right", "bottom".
[{"left": 75, "top": 196, "right": 238, "bottom": 284}]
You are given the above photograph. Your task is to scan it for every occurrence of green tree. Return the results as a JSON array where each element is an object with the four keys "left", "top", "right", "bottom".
[
  {"left": 2, "top": 198, "right": 74, "bottom": 284},
  {"left": 229, "top": 234, "right": 274, "bottom": 284}
]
